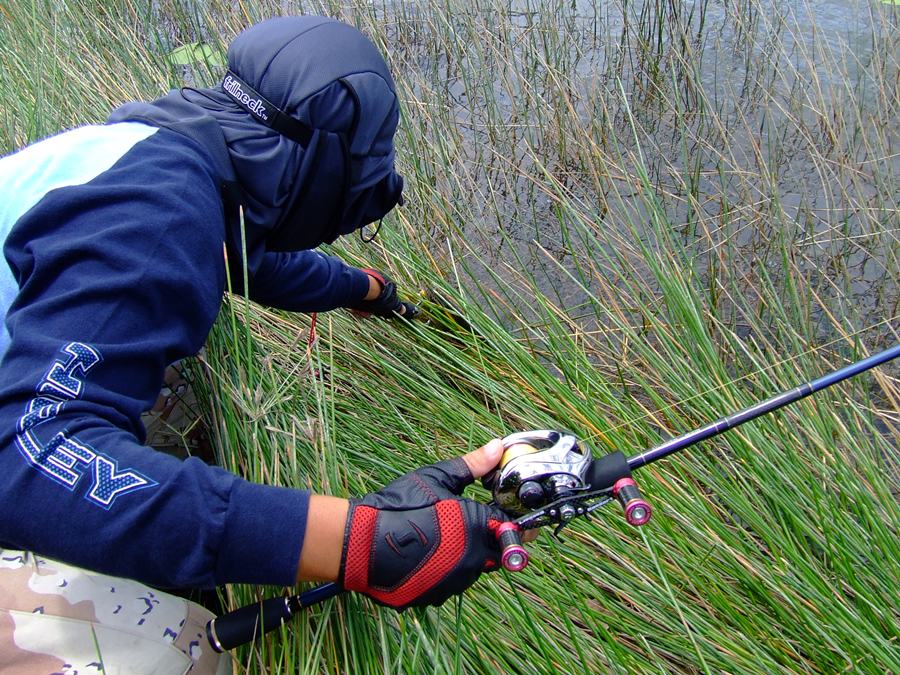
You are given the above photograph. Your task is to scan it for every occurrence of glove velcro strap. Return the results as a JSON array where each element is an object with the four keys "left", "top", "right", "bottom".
[{"left": 344, "top": 501, "right": 467, "bottom": 608}]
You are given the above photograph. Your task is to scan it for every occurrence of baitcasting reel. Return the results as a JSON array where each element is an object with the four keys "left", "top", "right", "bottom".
[
  {"left": 485, "top": 430, "right": 593, "bottom": 516},
  {"left": 483, "top": 430, "right": 652, "bottom": 572}
]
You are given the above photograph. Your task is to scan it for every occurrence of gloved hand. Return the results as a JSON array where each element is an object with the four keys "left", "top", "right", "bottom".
[
  {"left": 339, "top": 449, "right": 508, "bottom": 610},
  {"left": 352, "top": 268, "right": 419, "bottom": 319}
]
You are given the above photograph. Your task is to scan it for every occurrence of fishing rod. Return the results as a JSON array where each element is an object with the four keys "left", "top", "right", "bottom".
[{"left": 206, "top": 343, "right": 899, "bottom": 652}]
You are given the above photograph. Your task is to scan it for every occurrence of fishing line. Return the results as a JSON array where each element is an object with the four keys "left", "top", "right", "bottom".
[{"left": 579, "top": 315, "right": 899, "bottom": 446}]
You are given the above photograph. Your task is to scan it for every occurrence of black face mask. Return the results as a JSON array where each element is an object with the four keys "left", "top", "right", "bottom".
[
  {"left": 219, "top": 70, "right": 404, "bottom": 252},
  {"left": 266, "top": 147, "right": 405, "bottom": 252},
  {"left": 336, "top": 171, "right": 405, "bottom": 240},
  {"left": 264, "top": 130, "right": 350, "bottom": 252}
]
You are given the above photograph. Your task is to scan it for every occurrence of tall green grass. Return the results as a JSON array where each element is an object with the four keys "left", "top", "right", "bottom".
[{"left": 2, "top": 0, "right": 897, "bottom": 672}]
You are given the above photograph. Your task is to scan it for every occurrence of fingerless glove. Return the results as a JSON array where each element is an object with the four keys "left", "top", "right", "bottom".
[
  {"left": 353, "top": 268, "right": 419, "bottom": 319},
  {"left": 339, "top": 458, "right": 506, "bottom": 609}
]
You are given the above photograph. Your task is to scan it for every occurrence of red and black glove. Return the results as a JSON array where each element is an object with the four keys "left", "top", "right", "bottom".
[
  {"left": 353, "top": 268, "right": 420, "bottom": 319},
  {"left": 339, "top": 458, "right": 507, "bottom": 610}
]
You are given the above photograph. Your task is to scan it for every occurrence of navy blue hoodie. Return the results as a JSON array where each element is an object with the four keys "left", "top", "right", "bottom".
[{"left": 0, "top": 17, "right": 403, "bottom": 589}]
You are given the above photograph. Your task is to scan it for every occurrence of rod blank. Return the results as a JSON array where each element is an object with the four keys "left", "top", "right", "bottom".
[{"left": 628, "top": 344, "right": 899, "bottom": 470}]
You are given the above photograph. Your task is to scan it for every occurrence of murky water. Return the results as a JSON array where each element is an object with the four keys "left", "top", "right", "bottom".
[{"left": 370, "top": 0, "right": 899, "bottom": 347}]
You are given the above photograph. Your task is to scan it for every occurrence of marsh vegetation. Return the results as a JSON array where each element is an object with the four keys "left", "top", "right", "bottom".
[{"left": 1, "top": 0, "right": 897, "bottom": 672}]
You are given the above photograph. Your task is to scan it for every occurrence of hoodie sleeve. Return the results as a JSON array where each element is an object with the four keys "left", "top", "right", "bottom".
[
  {"left": 0, "top": 126, "right": 309, "bottom": 589},
  {"left": 241, "top": 249, "right": 371, "bottom": 313}
]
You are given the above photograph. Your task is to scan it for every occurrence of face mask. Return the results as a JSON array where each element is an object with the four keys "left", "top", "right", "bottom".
[
  {"left": 264, "top": 131, "right": 350, "bottom": 252},
  {"left": 337, "top": 171, "right": 405, "bottom": 240},
  {"left": 222, "top": 69, "right": 402, "bottom": 252},
  {"left": 267, "top": 155, "right": 404, "bottom": 251}
]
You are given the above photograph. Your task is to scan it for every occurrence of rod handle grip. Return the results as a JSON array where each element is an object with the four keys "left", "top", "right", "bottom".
[{"left": 206, "top": 596, "right": 293, "bottom": 653}]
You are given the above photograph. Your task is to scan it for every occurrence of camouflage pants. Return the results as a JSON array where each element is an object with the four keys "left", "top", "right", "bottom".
[{"left": 0, "top": 550, "right": 231, "bottom": 674}]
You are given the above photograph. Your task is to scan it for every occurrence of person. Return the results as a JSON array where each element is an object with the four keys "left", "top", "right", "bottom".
[{"left": 0, "top": 16, "right": 512, "bottom": 672}]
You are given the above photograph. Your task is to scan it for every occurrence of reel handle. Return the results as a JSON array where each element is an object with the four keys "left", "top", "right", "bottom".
[
  {"left": 613, "top": 477, "right": 652, "bottom": 526},
  {"left": 496, "top": 521, "right": 529, "bottom": 571}
]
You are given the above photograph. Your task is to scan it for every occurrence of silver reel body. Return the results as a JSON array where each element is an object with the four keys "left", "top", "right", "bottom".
[{"left": 489, "top": 430, "right": 593, "bottom": 516}]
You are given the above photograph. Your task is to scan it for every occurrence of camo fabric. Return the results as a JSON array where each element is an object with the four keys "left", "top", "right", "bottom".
[{"left": 0, "top": 549, "right": 231, "bottom": 674}]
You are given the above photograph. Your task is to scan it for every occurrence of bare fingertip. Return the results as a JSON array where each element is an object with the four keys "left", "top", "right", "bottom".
[{"left": 486, "top": 438, "right": 503, "bottom": 457}]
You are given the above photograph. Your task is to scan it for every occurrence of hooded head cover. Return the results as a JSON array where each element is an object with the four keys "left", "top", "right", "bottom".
[{"left": 108, "top": 16, "right": 404, "bottom": 252}]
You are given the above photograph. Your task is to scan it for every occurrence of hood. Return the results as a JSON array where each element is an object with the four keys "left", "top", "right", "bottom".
[{"left": 108, "top": 16, "right": 403, "bottom": 253}]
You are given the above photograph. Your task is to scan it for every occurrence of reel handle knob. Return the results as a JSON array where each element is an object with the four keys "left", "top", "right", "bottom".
[
  {"left": 496, "top": 522, "right": 529, "bottom": 572},
  {"left": 613, "top": 477, "right": 652, "bottom": 526}
]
